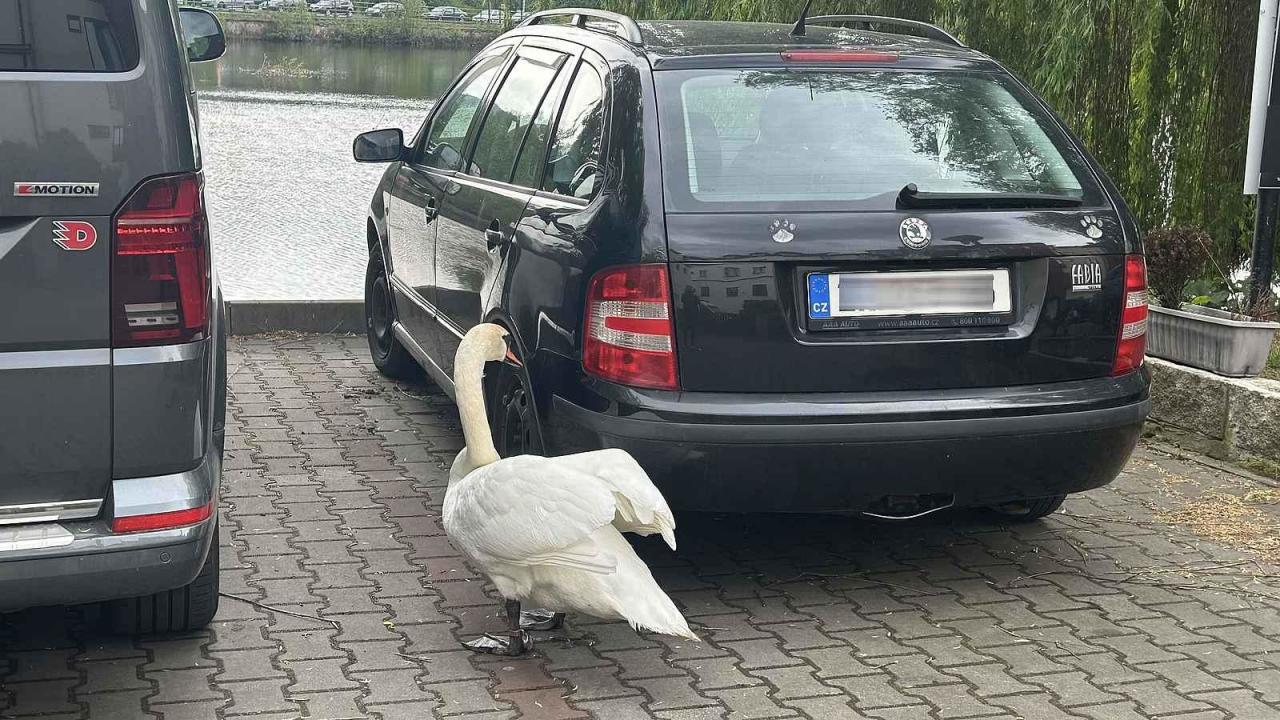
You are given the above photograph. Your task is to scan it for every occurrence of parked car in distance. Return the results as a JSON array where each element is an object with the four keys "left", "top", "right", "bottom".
[
  {"left": 366, "top": 1, "right": 405, "bottom": 16},
  {"left": 353, "top": 10, "right": 1151, "bottom": 519},
  {"left": 265, "top": 0, "right": 309, "bottom": 9},
  {"left": 210, "top": 0, "right": 257, "bottom": 9},
  {"left": 311, "top": 0, "right": 353, "bottom": 15},
  {"left": 510, "top": 10, "right": 529, "bottom": 23},
  {"left": 425, "top": 5, "right": 468, "bottom": 21},
  {"left": 472, "top": 8, "right": 505, "bottom": 24},
  {"left": 0, "top": 1, "right": 227, "bottom": 632}
]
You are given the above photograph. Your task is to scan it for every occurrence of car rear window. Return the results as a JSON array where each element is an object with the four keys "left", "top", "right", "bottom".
[
  {"left": 656, "top": 68, "right": 1100, "bottom": 212},
  {"left": 0, "top": 0, "right": 140, "bottom": 72}
]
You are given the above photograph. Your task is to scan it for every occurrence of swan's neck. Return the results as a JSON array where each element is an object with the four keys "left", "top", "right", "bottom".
[{"left": 454, "top": 345, "right": 500, "bottom": 471}]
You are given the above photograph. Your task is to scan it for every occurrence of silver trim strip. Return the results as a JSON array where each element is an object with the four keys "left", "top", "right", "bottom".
[
  {"left": 0, "top": 348, "right": 110, "bottom": 370},
  {"left": 393, "top": 322, "right": 456, "bottom": 398},
  {"left": 390, "top": 276, "right": 438, "bottom": 316},
  {"left": 113, "top": 341, "right": 206, "bottom": 366},
  {"left": 387, "top": 277, "right": 466, "bottom": 341},
  {"left": 0, "top": 499, "right": 103, "bottom": 526}
]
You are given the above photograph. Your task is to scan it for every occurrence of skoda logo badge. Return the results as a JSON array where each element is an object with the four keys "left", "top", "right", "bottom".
[{"left": 900, "top": 217, "right": 931, "bottom": 250}]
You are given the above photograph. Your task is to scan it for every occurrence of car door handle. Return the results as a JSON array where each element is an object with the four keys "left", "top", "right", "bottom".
[
  {"left": 425, "top": 197, "right": 439, "bottom": 221},
  {"left": 485, "top": 220, "right": 506, "bottom": 251}
]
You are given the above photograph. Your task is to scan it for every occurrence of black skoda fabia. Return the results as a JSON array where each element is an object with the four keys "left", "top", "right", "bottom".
[{"left": 354, "top": 11, "right": 1151, "bottom": 518}]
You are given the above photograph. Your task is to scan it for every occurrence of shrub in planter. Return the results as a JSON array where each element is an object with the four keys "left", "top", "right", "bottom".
[
  {"left": 1145, "top": 226, "right": 1206, "bottom": 307},
  {"left": 1144, "top": 227, "right": 1279, "bottom": 377}
]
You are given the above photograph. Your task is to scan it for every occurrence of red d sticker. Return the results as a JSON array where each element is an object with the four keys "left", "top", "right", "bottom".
[{"left": 52, "top": 220, "right": 97, "bottom": 251}]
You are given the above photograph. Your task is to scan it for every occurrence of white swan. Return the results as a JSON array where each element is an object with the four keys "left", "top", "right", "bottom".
[{"left": 442, "top": 323, "right": 697, "bottom": 655}]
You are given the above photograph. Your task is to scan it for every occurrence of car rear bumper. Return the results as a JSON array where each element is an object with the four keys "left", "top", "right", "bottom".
[
  {"left": 0, "top": 454, "right": 219, "bottom": 613},
  {"left": 546, "top": 369, "right": 1151, "bottom": 513}
]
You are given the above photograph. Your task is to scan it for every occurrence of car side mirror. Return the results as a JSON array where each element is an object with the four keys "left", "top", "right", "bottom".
[
  {"left": 353, "top": 129, "right": 406, "bottom": 163},
  {"left": 178, "top": 8, "right": 226, "bottom": 63}
]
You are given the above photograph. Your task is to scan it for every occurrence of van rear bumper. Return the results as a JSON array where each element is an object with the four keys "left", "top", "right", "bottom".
[
  {"left": 0, "top": 455, "right": 218, "bottom": 613},
  {"left": 547, "top": 369, "right": 1151, "bottom": 513}
]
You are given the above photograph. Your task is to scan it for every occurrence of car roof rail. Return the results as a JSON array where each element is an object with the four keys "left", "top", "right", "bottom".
[
  {"left": 518, "top": 8, "right": 645, "bottom": 46},
  {"left": 807, "top": 15, "right": 964, "bottom": 48}
]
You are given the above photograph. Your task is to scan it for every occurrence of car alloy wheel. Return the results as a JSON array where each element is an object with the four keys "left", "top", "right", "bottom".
[
  {"left": 367, "top": 270, "right": 394, "bottom": 360},
  {"left": 494, "top": 368, "right": 541, "bottom": 458}
]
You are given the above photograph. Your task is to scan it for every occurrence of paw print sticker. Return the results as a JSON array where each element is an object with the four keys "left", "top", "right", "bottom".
[
  {"left": 769, "top": 219, "right": 796, "bottom": 244},
  {"left": 1080, "top": 215, "right": 1104, "bottom": 240}
]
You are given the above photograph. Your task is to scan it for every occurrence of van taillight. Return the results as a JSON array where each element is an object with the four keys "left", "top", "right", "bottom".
[
  {"left": 112, "top": 173, "right": 210, "bottom": 348},
  {"left": 583, "top": 264, "right": 678, "bottom": 390},
  {"left": 1112, "top": 255, "right": 1148, "bottom": 376}
]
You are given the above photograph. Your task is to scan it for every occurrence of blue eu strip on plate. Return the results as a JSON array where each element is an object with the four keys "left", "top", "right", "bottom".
[{"left": 808, "top": 273, "right": 832, "bottom": 319}]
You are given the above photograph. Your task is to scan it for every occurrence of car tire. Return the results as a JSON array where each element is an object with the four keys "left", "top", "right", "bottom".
[
  {"left": 490, "top": 361, "right": 543, "bottom": 458},
  {"left": 106, "top": 529, "right": 220, "bottom": 634},
  {"left": 986, "top": 495, "right": 1067, "bottom": 522},
  {"left": 365, "top": 255, "right": 421, "bottom": 381}
]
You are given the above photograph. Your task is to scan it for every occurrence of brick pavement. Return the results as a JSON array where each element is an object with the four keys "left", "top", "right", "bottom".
[{"left": 3, "top": 334, "right": 1280, "bottom": 719}]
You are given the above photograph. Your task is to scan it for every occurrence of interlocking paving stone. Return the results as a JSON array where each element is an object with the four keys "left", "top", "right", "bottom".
[{"left": 4, "top": 334, "right": 1280, "bottom": 719}]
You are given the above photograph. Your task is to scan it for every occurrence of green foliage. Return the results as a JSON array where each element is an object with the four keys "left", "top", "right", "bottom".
[{"left": 564, "top": 0, "right": 1259, "bottom": 271}]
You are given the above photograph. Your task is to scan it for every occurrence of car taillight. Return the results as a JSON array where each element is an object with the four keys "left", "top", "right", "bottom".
[
  {"left": 112, "top": 173, "right": 210, "bottom": 348},
  {"left": 112, "top": 501, "right": 213, "bottom": 534},
  {"left": 1113, "top": 255, "right": 1148, "bottom": 376},
  {"left": 583, "top": 264, "right": 678, "bottom": 390}
]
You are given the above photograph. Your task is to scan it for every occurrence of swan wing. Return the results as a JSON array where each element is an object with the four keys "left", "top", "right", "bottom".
[
  {"left": 553, "top": 449, "right": 678, "bottom": 550},
  {"left": 447, "top": 456, "right": 620, "bottom": 574}
]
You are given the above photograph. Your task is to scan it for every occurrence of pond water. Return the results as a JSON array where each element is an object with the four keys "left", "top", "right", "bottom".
[{"left": 193, "top": 40, "right": 473, "bottom": 300}]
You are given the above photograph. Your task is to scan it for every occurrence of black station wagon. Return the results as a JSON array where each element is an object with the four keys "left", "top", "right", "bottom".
[{"left": 353, "top": 10, "right": 1151, "bottom": 518}]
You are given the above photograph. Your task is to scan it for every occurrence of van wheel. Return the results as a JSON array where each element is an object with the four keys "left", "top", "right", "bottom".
[
  {"left": 365, "top": 256, "right": 421, "bottom": 381},
  {"left": 107, "top": 531, "right": 220, "bottom": 634},
  {"left": 987, "top": 495, "right": 1067, "bottom": 522},
  {"left": 491, "top": 364, "right": 542, "bottom": 458}
]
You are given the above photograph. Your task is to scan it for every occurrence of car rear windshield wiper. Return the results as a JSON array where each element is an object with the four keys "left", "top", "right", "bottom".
[{"left": 897, "top": 183, "right": 1084, "bottom": 210}]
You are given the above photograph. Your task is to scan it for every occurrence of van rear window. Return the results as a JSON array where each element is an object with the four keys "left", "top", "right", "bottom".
[
  {"left": 0, "top": 0, "right": 139, "bottom": 72},
  {"left": 656, "top": 69, "right": 1099, "bottom": 212}
]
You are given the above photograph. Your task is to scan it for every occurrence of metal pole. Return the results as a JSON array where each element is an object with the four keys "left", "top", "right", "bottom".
[
  {"left": 1246, "top": 0, "right": 1280, "bottom": 194},
  {"left": 1251, "top": 191, "right": 1279, "bottom": 308}
]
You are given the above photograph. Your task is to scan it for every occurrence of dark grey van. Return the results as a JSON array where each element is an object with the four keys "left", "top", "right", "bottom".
[{"left": 0, "top": 0, "right": 227, "bottom": 633}]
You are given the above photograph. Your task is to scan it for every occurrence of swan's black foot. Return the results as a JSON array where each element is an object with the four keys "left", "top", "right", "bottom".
[
  {"left": 462, "top": 631, "right": 530, "bottom": 656},
  {"left": 461, "top": 599, "right": 533, "bottom": 655},
  {"left": 520, "top": 609, "right": 566, "bottom": 631}
]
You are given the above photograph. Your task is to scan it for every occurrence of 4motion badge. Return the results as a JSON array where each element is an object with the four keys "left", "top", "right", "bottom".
[{"left": 15, "top": 182, "right": 100, "bottom": 198}]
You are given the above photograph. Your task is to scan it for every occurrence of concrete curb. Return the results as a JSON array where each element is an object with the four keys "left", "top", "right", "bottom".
[
  {"left": 1149, "top": 357, "right": 1280, "bottom": 466},
  {"left": 225, "top": 300, "right": 363, "bottom": 336}
]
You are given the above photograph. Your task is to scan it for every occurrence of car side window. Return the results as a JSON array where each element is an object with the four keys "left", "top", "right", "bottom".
[
  {"left": 417, "top": 53, "right": 507, "bottom": 172},
  {"left": 468, "top": 48, "right": 568, "bottom": 183},
  {"left": 511, "top": 63, "right": 574, "bottom": 189},
  {"left": 542, "top": 62, "right": 606, "bottom": 200}
]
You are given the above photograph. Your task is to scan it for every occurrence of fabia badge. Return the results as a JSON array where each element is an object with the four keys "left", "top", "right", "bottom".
[
  {"left": 770, "top": 218, "right": 796, "bottom": 244},
  {"left": 900, "top": 217, "right": 931, "bottom": 249},
  {"left": 14, "top": 182, "right": 100, "bottom": 198}
]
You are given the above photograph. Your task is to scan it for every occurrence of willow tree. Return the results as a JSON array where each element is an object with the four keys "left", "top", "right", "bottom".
[{"left": 530, "top": 0, "right": 1258, "bottom": 268}]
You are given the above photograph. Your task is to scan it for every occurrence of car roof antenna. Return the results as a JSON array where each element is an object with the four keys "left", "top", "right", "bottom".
[{"left": 791, "top": 0, "right": 816, "bottom": 37}]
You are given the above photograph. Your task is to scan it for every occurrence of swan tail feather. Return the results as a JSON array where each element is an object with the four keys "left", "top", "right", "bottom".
[{"left": 595, "top": 527, "right": 698, "bottom": 641}]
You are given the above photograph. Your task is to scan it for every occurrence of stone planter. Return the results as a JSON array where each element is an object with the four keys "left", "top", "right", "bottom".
[{"left": 1147, "top": 303, "right": 1279, "bottom": 378}]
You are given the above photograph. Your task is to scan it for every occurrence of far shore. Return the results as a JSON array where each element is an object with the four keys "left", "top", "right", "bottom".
[{"left": 219, "top": 13, "right": 502, "bottom": 49}]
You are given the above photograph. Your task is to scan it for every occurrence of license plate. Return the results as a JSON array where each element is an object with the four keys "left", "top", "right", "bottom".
[{"left": 808, "top": 269, "right": 1012, "bottom": 321}]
